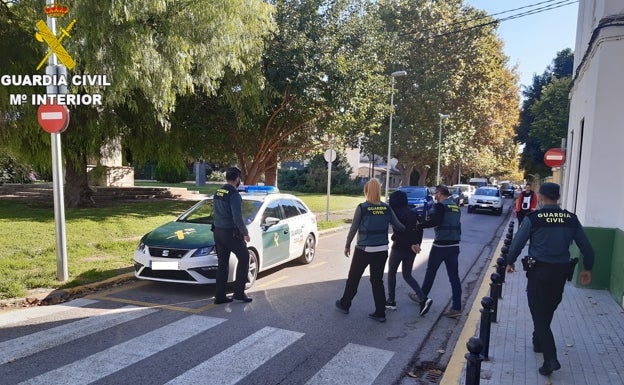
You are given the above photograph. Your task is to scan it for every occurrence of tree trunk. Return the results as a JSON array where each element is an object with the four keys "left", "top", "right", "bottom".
[
  {"left": 417, "top": 166, "right": 430, "bottom": 186},
  {"left": 64, "top": 155, "right": 94, "bottom": 208},
  {"left": 264, "top": 152, "right": 278, "bottom": 186}
]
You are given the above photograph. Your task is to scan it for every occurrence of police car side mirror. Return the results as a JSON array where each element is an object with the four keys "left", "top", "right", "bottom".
[{"left": 262, "top": 216, "right": 281, "bottom": 230}]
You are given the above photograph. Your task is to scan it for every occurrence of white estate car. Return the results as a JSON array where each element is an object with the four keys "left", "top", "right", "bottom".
[
  {"left": 133, "top": 186, "right": 319, "bottom": 287},
  {"left": 467, "top": 186, "right": 503, "bottom": 215}
]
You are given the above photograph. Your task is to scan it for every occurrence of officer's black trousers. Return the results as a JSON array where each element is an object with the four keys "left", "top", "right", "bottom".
[
  {"left": 339, "top": 247, "right": 388, "bottom": 316},
  {"left": 214, "top": 227, "right": 250, "bottom": 300},
  {"left": 526, "top": 262, "right": 568, "bottom": 362}
]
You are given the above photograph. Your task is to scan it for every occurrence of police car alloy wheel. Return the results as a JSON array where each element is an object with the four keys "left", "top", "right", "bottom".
[
  {"left": 298, "top": 234, "right": 316, "bottom": 264},
  {"left": 246, "top": 249, "right": 259, "bottom": 288}
]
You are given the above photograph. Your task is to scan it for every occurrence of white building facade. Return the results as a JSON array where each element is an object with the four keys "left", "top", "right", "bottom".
[{"left": 566, "top": 0, "right": 624, "bottom": 305}]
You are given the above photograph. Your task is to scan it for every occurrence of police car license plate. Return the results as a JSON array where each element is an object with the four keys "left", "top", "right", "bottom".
[{"left": 150, "top": 261, "right": 179, "bottom": 270}]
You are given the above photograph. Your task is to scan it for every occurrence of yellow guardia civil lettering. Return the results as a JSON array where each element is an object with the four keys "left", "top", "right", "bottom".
[{"left": 367, "top": 206, "right": 387, "bottom": 215}]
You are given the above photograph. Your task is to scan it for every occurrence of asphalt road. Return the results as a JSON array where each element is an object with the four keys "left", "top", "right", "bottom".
[{"left": 0, "top": 199, "right": 514, "bottom": 385}]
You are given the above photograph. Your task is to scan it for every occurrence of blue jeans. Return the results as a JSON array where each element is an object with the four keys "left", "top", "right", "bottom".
[
  {"left": 421, "top": 244, "right": 461, "bottom": 311},
  {"left": 387, "top": 248, "right": 425, "bottom": 302}
]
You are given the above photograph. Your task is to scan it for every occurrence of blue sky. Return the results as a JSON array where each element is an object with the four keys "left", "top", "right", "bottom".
[{"left": 464, "top": 0, "right": 578, "bottom": 89}]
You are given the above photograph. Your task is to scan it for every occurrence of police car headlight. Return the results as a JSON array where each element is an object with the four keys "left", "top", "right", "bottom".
[
  {"left": 191, "top": 246, "right": 216, "bottom": 258},
  {"left": 136, "top": 242, "right": 147, "bottom": 254}
]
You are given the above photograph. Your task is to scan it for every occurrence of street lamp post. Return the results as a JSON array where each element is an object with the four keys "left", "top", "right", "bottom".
[
  {"left": 436, "top": 113, "right": 450, "bottom": 185},
  {"left": 385, "top": 70, "right": 407, "bottom": 200}
]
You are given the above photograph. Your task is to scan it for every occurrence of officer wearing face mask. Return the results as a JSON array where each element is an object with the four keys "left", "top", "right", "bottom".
[{"left": 212, "top": 167, "right": 252, "bottom": 304}]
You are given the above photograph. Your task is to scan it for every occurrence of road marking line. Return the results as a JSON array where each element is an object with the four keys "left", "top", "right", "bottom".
[
  {"left": 18, "top": 315, "right": 225, "bottom": 385},
  {"left": 307, "top": 261, "right": 328, "bottom": 268},
  {"left": 305, "top": 343, "right": 394, "bottom": 385},
  {"left": 87, "top": 293, "right": 215, "bottom": 313},
  {"left": 1, "top": 305, "right": 157, "bottom": 363},
  {"left": 166, "top": 326, "right": 304, "bottom": 385},
  {"left": 255, "top": 276, "right": 289, "bottom": 288},
  {"left": 0, "top": 298, "right": 98, "bottom": 327}
]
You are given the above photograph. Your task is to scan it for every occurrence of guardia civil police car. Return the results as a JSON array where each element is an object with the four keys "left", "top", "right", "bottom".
[{"left": 133, "top": 186, "right": 319, "bottom": 287}]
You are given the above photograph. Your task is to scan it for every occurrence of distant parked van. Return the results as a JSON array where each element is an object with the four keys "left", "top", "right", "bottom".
[{"left": 469, "top": 178, "right": 488, "bottom": 188}]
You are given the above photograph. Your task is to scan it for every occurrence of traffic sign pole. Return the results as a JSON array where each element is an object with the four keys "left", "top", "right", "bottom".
[{"left": 46, "top": 0, "right": 69, "bottom": 282}]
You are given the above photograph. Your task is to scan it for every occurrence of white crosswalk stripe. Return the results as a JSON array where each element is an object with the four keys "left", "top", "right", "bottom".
[
  {"left": 305, "top": 343, "right": 395, "bottom": 385},
  {"left": 17, "top": 315, "right": 226, "bottom": 385},
  {"left": 4, "top": 301, "right": 396, "bottom": 385},
  {"left": 0, "top": 298, "right": 98, "bottom": 328},
  {"left": 0, "top": 305, "right": 157, "bottom": 364},
  {"left": 166, "top": 326, "right": 304, "bottom": 385}
]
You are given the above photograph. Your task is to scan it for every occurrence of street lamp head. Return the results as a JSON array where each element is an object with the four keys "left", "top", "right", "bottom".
[{"left": 391, "top": 70, "right": 407, "bottom": 77}]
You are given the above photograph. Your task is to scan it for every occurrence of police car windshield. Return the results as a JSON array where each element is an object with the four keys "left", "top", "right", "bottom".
[{"left": 177, "top": 199, "right": 261, "bottom": 225}]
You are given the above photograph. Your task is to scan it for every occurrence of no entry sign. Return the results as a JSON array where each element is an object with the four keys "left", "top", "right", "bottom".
[
  {"left": 38, "top": 102, "right": 70, "bottom": 134},
  {"left": 544, "top": 148, "right": 565, "bottom": 168}
]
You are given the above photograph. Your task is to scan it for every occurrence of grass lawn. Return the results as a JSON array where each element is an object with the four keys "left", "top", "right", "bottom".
[{"left": 0, "top": 188, "right": 362, "bottom": 300}]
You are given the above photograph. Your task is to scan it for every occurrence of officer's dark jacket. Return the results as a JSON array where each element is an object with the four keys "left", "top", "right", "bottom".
[
  {"left": 212, "top": 184, "right": 249, "bottom": 237},
  {"left": 420, "top": 198, "right": 461, "bottom": 245},
  {"left": 506, "top": 204, "right": 595, "bottom": 270},
  {"left": 345, "top": 201, "right": 405, "bottom": 248}
]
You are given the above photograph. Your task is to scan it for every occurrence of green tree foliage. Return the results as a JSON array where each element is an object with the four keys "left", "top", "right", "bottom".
[
  {"left": 1, "top": 0, "right": 273, "bottom": 207},
  {"left": 529, "top": 77, "right": 572, "bottom": 152},
  {"left": 154, "top": 157, "right": 189, "bottom": 184},
  {"left": 178, "top": 0, "right": 391, "bottom": 186},
  {"left": 0, "top": 150, "right": 33, "bottom": 184},
  {"left": 377, "top": 0, "right": 520, "bottom": 185},
  {"left": 517, "top": 49, "right": 573, "bottom": 178},
  {"left": 278, "top": 153, "right": 361, "bottom": 194}
]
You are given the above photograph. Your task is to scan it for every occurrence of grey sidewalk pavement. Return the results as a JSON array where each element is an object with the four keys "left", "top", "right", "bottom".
[{"left": 441, "top": 220, "right": 624, "bottom": 385}]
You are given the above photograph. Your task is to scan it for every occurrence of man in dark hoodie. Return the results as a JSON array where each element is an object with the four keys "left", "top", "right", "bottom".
[{"left": 386, "top": 190, "right": 433, "bottom": 316}]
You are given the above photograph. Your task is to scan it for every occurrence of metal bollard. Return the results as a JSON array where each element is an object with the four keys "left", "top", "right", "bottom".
[
  {"left": 500, "top": 245, "right": 509, "bottom": 257},
  {"left": 479, "top": 296, "right": 494, "bottom": 361},
  {"left": 496, "top": 257, "right": 506, "bottom": 297},
  {"left": 489, "top": 272, "right": 501, "bottom": 323},
  {"left": 465, "top": 337, "right": 484, "bottom": 385}
]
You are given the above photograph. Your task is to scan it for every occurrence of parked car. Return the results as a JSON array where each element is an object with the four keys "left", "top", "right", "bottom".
[
  {"left": 447, "top": 186, "right": 467, "bottom": 206},
  {"left": 397, "top": 186, "right": 435, "bottom": 220},
  {"left": 499, "top": 182, "right": 515, "bottom": 199},
  {"left": 133, "top": 186, "right": 319, "bottom": 288},
  {"left": 467, "top": 186, "right": 503, "bottom": 215},
  {"left": 452, "top": 184, "right": 476, "bottom": 201}
]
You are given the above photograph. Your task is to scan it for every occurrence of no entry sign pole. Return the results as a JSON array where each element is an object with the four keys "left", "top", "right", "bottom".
[{"left": 46, "top": 0, "right": 69, "bottom": 282}]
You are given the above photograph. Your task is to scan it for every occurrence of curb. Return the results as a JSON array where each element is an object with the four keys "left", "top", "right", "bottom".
[
  {"left": 439, "top": 224, "right": 507, "bottom": 384},
  {"left": 0, "top": 272, "right": 136, "bottom": 311}
]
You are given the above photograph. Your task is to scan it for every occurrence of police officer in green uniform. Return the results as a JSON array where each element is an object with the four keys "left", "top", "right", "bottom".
[
  {"left": 419, "top": 185, "right": 463, "bottom": 318},
  {"left": 335, "top": 179, "right": 405, "bottom": 322},
  {"left": 506, "top": 182, "right": 594, "bottom": 376},
  {"left": 212, "top": 167, "right": 252, "bottom": 304}
]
